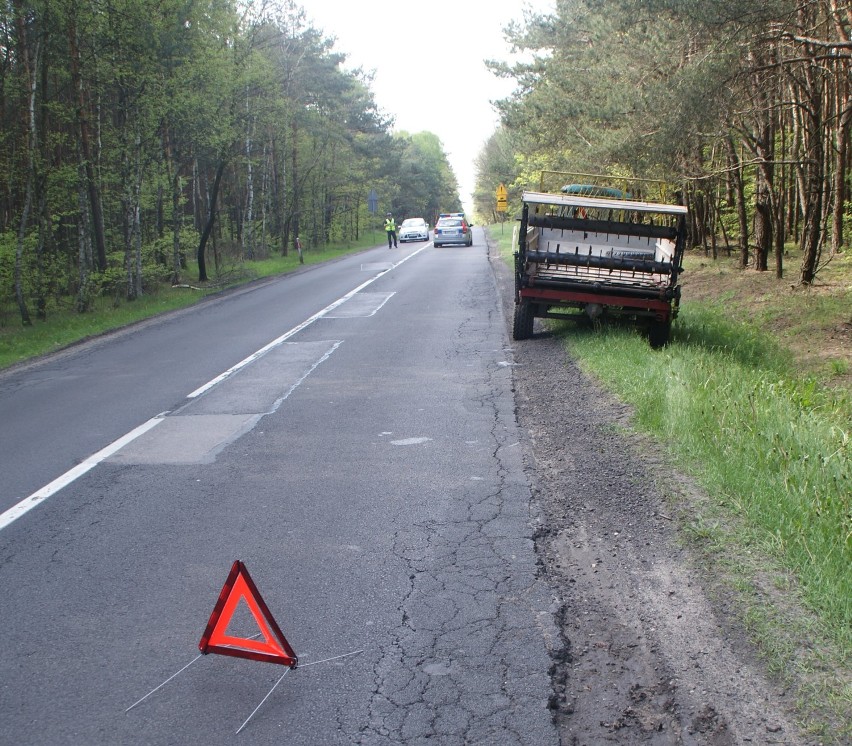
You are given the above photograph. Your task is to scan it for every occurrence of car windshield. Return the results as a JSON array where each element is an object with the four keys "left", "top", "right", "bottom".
[
  {"left": 401, "top": 218, "right": 425, "bottom": 227},
  {"left": 439, "top": 218, "right": 462, "bottom": 227}
]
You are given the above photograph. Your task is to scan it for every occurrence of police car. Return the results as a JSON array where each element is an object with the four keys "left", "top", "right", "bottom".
[{"left": 433, "top": 213, "right": 473, "bottom": 247}]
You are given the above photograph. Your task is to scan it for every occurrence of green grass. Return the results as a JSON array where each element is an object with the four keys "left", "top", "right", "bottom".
[
  {"left": 678, "top": 251, "right": 852, "bottom": 382},
  {"left": 565, "top": 313, "right": 850, "bottom": 645},
  {"left": 1, "top": 291, "right": 212, "bottom": 367},
  {"left": 0, "top": 231, "right": 385, "bottom": 369},
  {"left": 487, "top": 224, "right": 851, "bottom": 738}
]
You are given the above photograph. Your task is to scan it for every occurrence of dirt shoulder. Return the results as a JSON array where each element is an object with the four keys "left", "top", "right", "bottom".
[{"left": 489, "top": 244, "right": 816, "bottom": 745}]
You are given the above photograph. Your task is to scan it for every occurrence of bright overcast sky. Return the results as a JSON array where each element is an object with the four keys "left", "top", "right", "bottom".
[{"left": 303, "top": 0, "right": 554, "bottom": 211}]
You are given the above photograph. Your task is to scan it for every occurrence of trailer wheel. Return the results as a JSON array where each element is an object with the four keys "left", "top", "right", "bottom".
[
  {"left": 513, "top": 302, "right": 535, "bottom": 340},
  {"left": 648, "top": 319, "right": 671, "bottom": 349}
]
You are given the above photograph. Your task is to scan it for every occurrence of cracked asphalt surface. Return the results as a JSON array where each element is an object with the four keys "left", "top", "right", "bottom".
[
  {"left": 356, "top": 249, "right": 558, "bottom": 745},
  {"left": 488, "top": 236, "right": 812, "bottom": 745},
  {"left": 0, "top": 237, "right": 560, "bottom": 745},
  {"left": 0, "top": 234, "right": 818, "bottom": 744}
]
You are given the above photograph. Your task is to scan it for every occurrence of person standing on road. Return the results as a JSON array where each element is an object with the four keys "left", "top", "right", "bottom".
[
  {"left": 384, "top": 212, "right": 398, "bottom": 248},
  {"left": 295, "top": 236, "right": 303, "bottom": 264}
]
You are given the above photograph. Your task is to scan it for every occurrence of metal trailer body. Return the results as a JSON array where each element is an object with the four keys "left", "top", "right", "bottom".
[{"left": 512, "top": 188, "right": 689, "bottom": 348}]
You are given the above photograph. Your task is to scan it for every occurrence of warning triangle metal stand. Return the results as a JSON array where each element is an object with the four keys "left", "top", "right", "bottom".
[{"left": 198, "top": 560, "right": 298, "bottom": 668}]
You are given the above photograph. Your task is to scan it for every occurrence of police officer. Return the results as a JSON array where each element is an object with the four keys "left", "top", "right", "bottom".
[{"left": 384, "top": 212, "right": 398, "bottom": 248}]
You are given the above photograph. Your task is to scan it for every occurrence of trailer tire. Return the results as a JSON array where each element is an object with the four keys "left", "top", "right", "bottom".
[
  {"left": 648, "top": 320, "right": 671, "bottom": 349},
  {"left": 513, "top": 302, "right": 535, "bottom": 340}
]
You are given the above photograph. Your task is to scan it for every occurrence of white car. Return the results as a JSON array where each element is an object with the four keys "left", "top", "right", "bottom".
[{"left": 398, "top": 218, "right": 429, "bottom": 243}]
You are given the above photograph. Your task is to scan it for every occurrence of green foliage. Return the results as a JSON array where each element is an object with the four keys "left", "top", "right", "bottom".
[
  {"left": 393, "top": 131, "right": 460, "bottom": 221},
  {"left": 0, "top": 230, "right": 64, "bottom": 320},
  {"left": 1, "top": 0, "right": 460, "bottom": 317},
  {"left": 481, "top": 0, "right": 851, "bottom": 287},
  {"left": 0, "top": 232, "right": 17, "bottom": 320},
  {"left": 472, "top": 126, "right": 524, "bottom": 220}
]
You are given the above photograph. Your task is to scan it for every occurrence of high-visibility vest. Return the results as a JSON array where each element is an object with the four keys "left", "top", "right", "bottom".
[{"left": 384, "top": 218, "right": 395, "bottom": 232}]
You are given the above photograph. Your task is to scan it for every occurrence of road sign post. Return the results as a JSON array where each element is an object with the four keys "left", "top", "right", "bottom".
[
  {"left": 496, "top": 183, "right": 508, "bottom": 233},
  {"left": 367, "top": 189, "right": 379, "bottom": 242}
]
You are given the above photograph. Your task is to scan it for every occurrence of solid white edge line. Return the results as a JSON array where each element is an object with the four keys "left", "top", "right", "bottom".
[
  {"left": 0, "top": 415, "right": 165, "bottom": 532},
  {"left": 186, "top": 243, "right": 430, "bottom": 398}
]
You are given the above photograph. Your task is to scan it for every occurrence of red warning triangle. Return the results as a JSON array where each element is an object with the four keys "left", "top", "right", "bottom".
[{"left": 199, "top": 561, "right": 298, "bottom": 668}]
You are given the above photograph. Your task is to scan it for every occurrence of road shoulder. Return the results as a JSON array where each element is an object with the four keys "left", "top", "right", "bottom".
[{"left": 488, "top": 237, "right": 810, "bottom": 744}]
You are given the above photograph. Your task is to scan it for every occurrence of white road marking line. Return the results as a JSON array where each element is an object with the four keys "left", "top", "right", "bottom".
[
  {"left": 269, "top": 341, "right": 342, "bottom": 414},
  {"left": 1, "top": 245, "right": 430, "bottom": 531},
  {"left": 0, "top": 415, "right": 166, "bottom": 531},
  {"left": 187, "top": 244, "right": 429, "bottom": 399}
]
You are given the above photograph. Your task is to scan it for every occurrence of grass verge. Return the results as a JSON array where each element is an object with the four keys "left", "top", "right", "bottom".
[{"left": 488, "top": 224, "right": 851, "bottom": 740}]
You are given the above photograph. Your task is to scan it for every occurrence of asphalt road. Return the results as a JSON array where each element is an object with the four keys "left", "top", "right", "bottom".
[{"left": 0, "top": 233, "right": 559, "bottom": 745}]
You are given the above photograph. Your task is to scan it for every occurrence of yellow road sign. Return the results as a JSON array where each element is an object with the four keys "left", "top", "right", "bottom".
[{"left": 496, "top": 183, "right": 507, "bottom": 200}]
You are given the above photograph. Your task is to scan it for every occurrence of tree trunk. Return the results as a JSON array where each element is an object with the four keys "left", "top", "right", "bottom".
[
  {"left": 726, "top": 136, "right": 749, "bottom": 267},
  {"left": 753, "top": 174, "right": 772, "bottom": 272},
  {"left": 829, "top": 0, "right": 851, "bottom": 254},
  {"left": 192, "top": 157, "right": 203, "bottom": 233},
  {"left": 271, "top": 133, "right": 287, "bottom": 256},
  {"left": 12, "top": 0, "right": 37, "bottom": 326},
  {"left": 243, "top": 115, "right": 255, "bottom": 259},
  {"left": 798, "top": 78, "right": 825, "bottom": 284},
  {"left": 133, "top": 131, "right": 143, "bottom": 299},
  {"left": 256, "top": 140, "right": 267, "bottom": 256},
  {"left": 774, "top": 115, "right": 789, "bottom": 279},
  {"left": 121, "top": 126, "right": 143, "bottom": 301},
  {"left": 15, "top": 172, "right": 34, "bottom": 326},
  {"left": 67, "top": 11, "right": 107, "bottom": 273},
  {"left": 162, "top": 126, "right": 183, "bottom": 285},
  {"left": 172, "top": 168, "right": 182, "bottom": 283},
  {"left": 197, "top": 158, "right": 226, "bottom": 282},
  {"left": 744, "top": 61, "right": 776, "bottom": 273},
  {"left": 830, "top": 96, "right": 851, "bottom": 255},
  {"left": 76, "top": 167, "right": 92, "bottom": 312},
  {"left": 290, "top": 117, "right": 300, "bottom": 251},
  {"left": 799, "top": 149, "right": 823, "bottom": 285}
]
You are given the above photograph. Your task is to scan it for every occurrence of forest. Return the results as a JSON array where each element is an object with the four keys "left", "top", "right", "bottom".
[
  {"left": 4, "top": 0, "right": 850, "bottom": 328},
  {"left": 474, "top": 0, "right": 852, "bottom": 287},
  {"left": 0, "top": 0, "right": 461, "bottom": 325}
]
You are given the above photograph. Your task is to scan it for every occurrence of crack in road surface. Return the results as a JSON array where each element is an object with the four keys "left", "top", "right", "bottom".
[{"left": 362, "top": 273, "right": 557, "bottom": 745}]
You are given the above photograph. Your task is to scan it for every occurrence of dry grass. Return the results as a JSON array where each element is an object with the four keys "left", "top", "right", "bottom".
[{"left": 681, "top": 247, "right": 852, "bottom": 387}]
